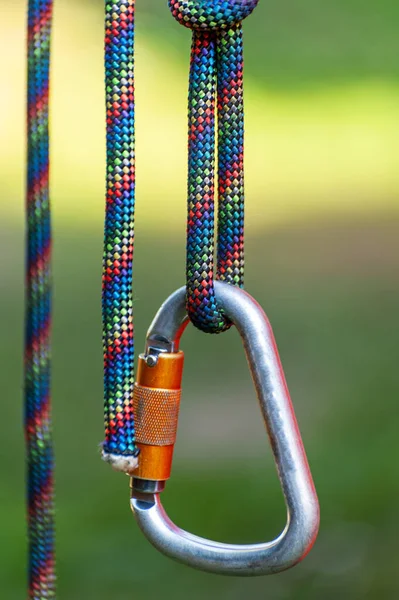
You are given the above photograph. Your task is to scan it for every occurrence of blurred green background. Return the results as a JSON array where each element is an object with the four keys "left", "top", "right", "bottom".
[{"left": 1, "top": 0, "right": 399, "bottom": 598}]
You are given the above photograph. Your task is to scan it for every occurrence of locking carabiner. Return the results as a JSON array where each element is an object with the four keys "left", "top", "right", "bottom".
[{"left": 130, "top": 282, "right": 319, "bottom": 576}]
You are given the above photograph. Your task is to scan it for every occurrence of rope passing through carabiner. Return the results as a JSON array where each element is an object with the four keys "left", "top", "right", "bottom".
[
  {"left": 25, "top": 1, "right": 56, "bottom": 597},
  {"left": 101, "top": 0, "right": 260, "bottom": 469},
  {"left": 169, "top": 0, "right": 260, "bottom": 333}
]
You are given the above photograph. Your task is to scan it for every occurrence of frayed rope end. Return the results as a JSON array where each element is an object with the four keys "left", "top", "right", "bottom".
[{"left": 101, "top": 450, "right": 139, "bottom": 476}]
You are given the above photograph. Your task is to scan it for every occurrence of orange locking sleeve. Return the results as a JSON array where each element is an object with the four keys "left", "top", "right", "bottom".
[{"left": 131, "top": 351, "right": 184, "bottom": 481}]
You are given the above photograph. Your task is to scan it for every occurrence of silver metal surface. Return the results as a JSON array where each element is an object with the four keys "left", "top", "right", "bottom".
[
  {"left": 132, "top": 478, "right": 166, "bottom": 495},
  {"left": 131, "top": 282, "right": 319, "bottom": 576},
  {"left": 144, "top": 354, "right": 158, "bottom": 368}
]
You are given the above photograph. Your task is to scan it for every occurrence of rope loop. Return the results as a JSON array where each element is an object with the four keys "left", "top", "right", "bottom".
[
  {"left": 168, "top": 0, "right": 259, "bottom": 30},
  {"left": 169, "top": 1, "right": 259, "bottom": 333}
]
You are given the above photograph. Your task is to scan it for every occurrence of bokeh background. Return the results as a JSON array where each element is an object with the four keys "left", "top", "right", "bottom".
[{"left": 1, "top": 0, "right": 399, "bottom": 598}]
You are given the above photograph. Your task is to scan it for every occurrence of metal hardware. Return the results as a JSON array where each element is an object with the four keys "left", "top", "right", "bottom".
[
  {"left": 132, "top": 351, "right": 184, "bottom": 482},
  {"left": 130, "top": 281, "right": 319, "bottom": 576}
]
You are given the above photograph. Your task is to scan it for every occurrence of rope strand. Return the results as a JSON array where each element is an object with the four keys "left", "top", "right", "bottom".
[
  {"left": 25, "top": 1, "right": 56, "bottom": 597},
  {"left": 168, "top": 0, "right": 259, "bottom": 333},
  {"left": 216, "top": 24, "right": 245, "bottom": 289},
  {"left": 102, "top": 0, "right": 139, "bottom": 472},
  {"left": 101, "top": 1, "right": 258, "bottom": 463}
]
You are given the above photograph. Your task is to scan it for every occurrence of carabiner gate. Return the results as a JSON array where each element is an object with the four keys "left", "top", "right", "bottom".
[{"left": 130, "top": 281, "right": 319, "bottom": 576}]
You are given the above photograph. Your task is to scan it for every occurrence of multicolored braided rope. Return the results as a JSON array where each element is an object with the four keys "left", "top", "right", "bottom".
[
  {"left": 101, "top": 0, "right": 139, "bottom": 471},
  {"left": 101, "top": 0, "right": 259, "bottom": 468},
  {"left": 169, "top": 0, "right": 259, "bottom": 333},
  {"left": 25, "top": 0, "right": 56, "bottom": 598}
]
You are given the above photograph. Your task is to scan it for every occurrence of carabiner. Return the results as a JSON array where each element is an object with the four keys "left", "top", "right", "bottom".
[{"left": 130, "top": 281, "right": 319, "bottom": 576}]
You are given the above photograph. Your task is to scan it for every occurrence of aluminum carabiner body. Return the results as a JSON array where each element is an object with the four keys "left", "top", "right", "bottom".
[{"left": 130, "top": 281, "right": 319, "bottom": 576}]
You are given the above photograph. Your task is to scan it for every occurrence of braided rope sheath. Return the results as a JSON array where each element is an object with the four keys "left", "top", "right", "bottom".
[
  {"left": 216, "top": 25, "right": 245, "bottom": 289},
  {"left": 169, "top": 0, "right": 259, "bottom": 333},
  {"left": 102, "top": 0, "right": 139, "bottom": 472},
  {"left": 25, "top": 1, "right": 56, "bottom": 598}
]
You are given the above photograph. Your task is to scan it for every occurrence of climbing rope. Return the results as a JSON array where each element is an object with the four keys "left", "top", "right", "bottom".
[
  {"left": 169, "top": 0, "right": 259, "bottom": 333},
  {"left": 101, "top": 0, "right": 138, "bottom": 471},
  {"left": 101, "top": 0, "right": 259, "bottom": 470},
  {"left": 25, "top": 1, "right": 55, "bottom": 598}
]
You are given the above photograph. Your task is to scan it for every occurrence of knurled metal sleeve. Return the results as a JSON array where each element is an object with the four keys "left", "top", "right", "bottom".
[{"left": 133, "top": 384, "right": 181, "bottom": 446}]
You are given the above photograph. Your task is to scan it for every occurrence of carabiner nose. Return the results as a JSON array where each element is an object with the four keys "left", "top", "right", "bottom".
[{"left": 130, "top": 281, "right": 319, "bottom": 576}]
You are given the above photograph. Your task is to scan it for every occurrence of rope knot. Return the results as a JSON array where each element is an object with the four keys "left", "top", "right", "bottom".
[{"left": 168, "top": 0, "right": 259, "bottom": 30}]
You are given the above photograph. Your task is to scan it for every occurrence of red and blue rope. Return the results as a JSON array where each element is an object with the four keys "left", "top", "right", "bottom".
[
  {"left": 169, "top": 0, "right": 259, "bottom": 333},
  {"left": 101, "top": 0, "right": 259, "bottom": 467},
  {"left": 102, "top": 0, "right": 138, "bottom": 468},
  {"left": 25, "top": 0, "right": 55, "bottom": 597}
]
